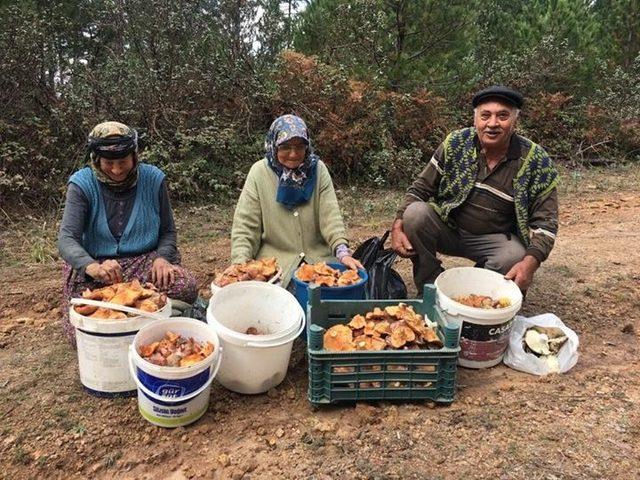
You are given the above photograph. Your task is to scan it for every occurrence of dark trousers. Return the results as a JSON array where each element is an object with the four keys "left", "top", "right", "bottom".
[{"left": 402, "top": 202, "right": 526, "bottom": 293}]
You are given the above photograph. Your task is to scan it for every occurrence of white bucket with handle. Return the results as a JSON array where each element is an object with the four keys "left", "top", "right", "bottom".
[
  {"left": 129, "top": 317, "right": 222, "bottom": 428},
  {"left": 69, "top": 298, "right": 172, "bottom": 396},
  {"left": 435, "top": 267, "right": 523, "bottom": 369},
  {"left": 206, "top": 281, "right": 304, "bottom": 394}
]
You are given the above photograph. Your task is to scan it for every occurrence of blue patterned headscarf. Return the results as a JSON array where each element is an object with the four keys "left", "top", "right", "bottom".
[{"left": 265, "top": 115, "right": 319, "bottom": 209}]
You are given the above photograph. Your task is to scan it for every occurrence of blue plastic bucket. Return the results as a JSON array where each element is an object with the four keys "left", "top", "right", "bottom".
[
  {"left": 129, "top": 317, "right": 222, "bottom": 428},
  {"left": 292, "top": 263, "right": 368, "bottom": 314}
]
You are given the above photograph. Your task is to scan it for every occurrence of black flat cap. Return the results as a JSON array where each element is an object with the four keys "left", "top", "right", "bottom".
[{"left": 472, "top": 85, "right": 524, "bottom": 109}]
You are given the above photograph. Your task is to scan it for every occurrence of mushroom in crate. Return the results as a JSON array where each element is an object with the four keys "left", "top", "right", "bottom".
[{"left": 323, "top": 303, "right": 443, "bottom": 352}]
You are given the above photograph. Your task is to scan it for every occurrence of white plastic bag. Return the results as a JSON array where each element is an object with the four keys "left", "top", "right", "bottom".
[{"left": 503, "top": 313, "right": 579, "bottom": 375}]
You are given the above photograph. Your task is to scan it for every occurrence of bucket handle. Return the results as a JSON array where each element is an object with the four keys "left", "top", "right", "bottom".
[
  {"left": 438, "top": 304, "right": 459, "bottom": 317},
  {"left": 128, "top": 347, "right": 222, "bottom": 403},
  {"left": 71, "top": 298, "right": 168, "bottom": 321},
  {"left": 244, "top": 315, "right": 305, "bottom": 348}
]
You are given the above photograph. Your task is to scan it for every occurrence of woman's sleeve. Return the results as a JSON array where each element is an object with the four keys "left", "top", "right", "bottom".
[
  {"left": 57, "top": 184, "right": 96, "bottom": 272},
  {"left": 156, "top": 179, "right": 179, "bottom": 264},
  {"left": 317, "top": 163, "right": 348, "bottom": 252},
  {"left": 231, "top": 166, "right": 263, "bottom": 263}
]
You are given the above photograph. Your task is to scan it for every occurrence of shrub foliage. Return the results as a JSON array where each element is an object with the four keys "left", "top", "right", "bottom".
[{"left": 0, "top": 0, "right": 638, "bottom": 210}]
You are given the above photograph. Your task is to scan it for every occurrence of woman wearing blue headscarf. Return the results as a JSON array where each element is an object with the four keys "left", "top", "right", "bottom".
[{"left": 231, "top": 114, "right": 362, "bottom": 287}]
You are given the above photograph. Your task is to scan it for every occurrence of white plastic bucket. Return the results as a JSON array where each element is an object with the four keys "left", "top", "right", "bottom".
[
  {"left": 435, "top": 267, "right": 522, "bottom": 369},
  {"left": 129, "top": 317, "right": 222, "bottom": 428},
  {"left": 206, "top": 281, "right": 304, "bottom": 394},
  {"left": 69, "top": 299, "right": 172, "bottom": 396}
]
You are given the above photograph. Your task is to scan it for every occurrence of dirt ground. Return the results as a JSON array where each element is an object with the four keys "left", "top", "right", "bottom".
[{"left": 1, "top": 167, "right": 639, "bottom": 480}]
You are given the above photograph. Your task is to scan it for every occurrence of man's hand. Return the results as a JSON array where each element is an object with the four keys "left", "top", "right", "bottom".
[
  {"left": 151, "top": 257, "right": 177, "bottom": 290},
  {"left": 390, "top": 219, "right": 416, "bottom": 257},
  {"left": 340, "top": 255, "right": 364, "bottom": 271},
  {"left": 85, "top": 259, "right": 123, "bottom": 284},
  {"left": 504, "top": 255, "right": 539, "bottom": 291}
]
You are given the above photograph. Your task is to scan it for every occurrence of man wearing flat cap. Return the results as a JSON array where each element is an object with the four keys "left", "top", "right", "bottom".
[{"left": 391, "top": 85, "right": 558, "bottom": 294}]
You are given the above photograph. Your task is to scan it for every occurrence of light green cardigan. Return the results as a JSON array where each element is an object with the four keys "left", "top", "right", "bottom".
[{"left": 231, "top": 159, "right": 349, "bottom": 287}]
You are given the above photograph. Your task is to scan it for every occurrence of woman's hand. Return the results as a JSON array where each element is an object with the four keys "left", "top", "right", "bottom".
[
  {"left": 85, "top": 260, "right": 123, "bottom": 284},
  {"left": 151, "top": 257, "right": 177, "bottom": 290},
  {"left": 340, "top": 255, "right": 364, "bottom": 271}
]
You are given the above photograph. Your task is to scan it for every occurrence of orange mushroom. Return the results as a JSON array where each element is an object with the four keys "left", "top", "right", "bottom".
[
  {"left": 139, "top": 341, "right": 160, "bottom": 357},
  {"left": 134, "top": 298, "right": 159, "bottom": 312},
  {"left": 313, "top": 262, "right": 335, "bottom": 276},
  {"left": 364, "top": 321, "right": 378, "bottom": 337},
  {"left": 296, "top": 264, "right": 316, "bottom": 282},
  {"left": 389, "top": 325, "right": 416, "bottom": 348},
  {"left": 180, "top": 354, "right": 204, "bottom": 367},
  {"left": 365, "top": 308, "right": 386, "bottom": 321},
  {"left": 374, "top": 321, "right": 392, "bottom": 336},
  {"left": 314, "top": 275, "right": 336, "bottom": 287},
  {"left": 323, "top": 325, "right": 355, "bottom": 351},
  {"left": 348, "top": 314, "right": 366, "bottom": 330},
  {"left": 74, "top": 304, "right": 98, "bottom": 316},
  {"left": 337, "top": 269, "right": 360, "bottom": 286},
  {"left": 352, "top": 335, "right": 386, "bottom": 351}
]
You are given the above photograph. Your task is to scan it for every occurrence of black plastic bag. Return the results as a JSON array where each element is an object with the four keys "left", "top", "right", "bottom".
[{"left": 353, "top": 231, "right": 407, "bottom": 300}]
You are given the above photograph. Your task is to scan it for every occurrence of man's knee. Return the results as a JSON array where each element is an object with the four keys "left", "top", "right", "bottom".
[
  {"left": 402, "top": 202, "right": 440, "bottom": 236},
  {"left": 485, "top": 239, "right": 526, "bottom": 274}
]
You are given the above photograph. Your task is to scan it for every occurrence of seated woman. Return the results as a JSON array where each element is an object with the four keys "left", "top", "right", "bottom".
[
  {"left": 58, "top": 121, "right": 197, "bottom": 347},
  {"left": 231, "top": 114, "right": 362, "bottom": 288}
]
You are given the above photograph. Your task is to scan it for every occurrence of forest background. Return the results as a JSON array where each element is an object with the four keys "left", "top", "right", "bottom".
[{"left": 1, "top": 0, "right": 639, "bottom": 210}]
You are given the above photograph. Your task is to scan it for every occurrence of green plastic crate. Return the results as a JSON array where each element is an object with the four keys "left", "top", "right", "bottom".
[{"left": 307, "top": 285, "right": 461, "bottom": 405}]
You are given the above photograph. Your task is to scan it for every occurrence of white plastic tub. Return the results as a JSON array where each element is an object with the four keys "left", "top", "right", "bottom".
[
  {"left": 69, "top": 299, "right": 172, "bottom": 396},
  {"left": 435, "top": 267, "right": 522, "bottom": 369},
  {"left": 206, "top": 281, "right": 304, "bottom": 394},
  {"left": 129, "top": 317, "right": 222, "bottom": 428}
]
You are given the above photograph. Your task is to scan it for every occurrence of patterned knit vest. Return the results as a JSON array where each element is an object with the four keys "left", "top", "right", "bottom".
[
  {"left": 69, "top": 163, "right": 165, "bottom": 258},
  {"left": 431, "top": 128, "right": 558, "bottom": 247}
]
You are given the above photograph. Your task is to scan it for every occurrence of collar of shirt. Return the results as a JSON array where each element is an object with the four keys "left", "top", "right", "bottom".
[{"left": 474, "top": 132, "right": 522, "bottom": 173}]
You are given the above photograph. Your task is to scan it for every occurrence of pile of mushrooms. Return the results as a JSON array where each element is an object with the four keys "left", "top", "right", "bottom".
[
  {"left": 323, "top": 303, "right": 442, "bottom": 352},
  {"left": 214, "top": 257, "right": 279, "bottom": 286},
  {"left": 296, "top": 262, "right": 362, "bottom": 287}
]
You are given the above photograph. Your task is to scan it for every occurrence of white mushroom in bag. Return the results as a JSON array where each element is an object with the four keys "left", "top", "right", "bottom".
[
  {"left": 523, "top": 326, "right": 569, "bottom": 373},
  {"left": 532, "top": 326, "right": 567, "bottom": 353},
  {"left": 524, "top": 329, "right": 551, "bottom": 355}
]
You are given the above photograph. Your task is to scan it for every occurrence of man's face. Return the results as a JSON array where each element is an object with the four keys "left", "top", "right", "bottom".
[{"left": 473, "top": 100, "right": 518, "bottom": 149}]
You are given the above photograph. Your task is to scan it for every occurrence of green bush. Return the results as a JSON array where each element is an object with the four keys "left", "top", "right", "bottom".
[{"left": 143, "top": 118, "right": 263, "bottom": 202}]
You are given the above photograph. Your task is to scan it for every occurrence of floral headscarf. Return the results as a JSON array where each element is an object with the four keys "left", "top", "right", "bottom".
[
  {"left": 87, "top": 121, "right": 139, "bottom": 191},
  {"left": 265, "top": 115, "right": 319, "bottom": 209}
]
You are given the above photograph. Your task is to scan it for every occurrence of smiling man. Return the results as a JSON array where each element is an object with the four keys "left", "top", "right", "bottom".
[{"left": 391, "top": 85, "right": 559, "bottom": 294}]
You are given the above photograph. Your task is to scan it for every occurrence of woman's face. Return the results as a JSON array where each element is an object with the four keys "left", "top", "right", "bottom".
[
  {"left": 276, "top": 138, "right": 307, "bottom": 169},
  {"left": 99, "top": 154, "right": 135, "bottom": 181}
]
